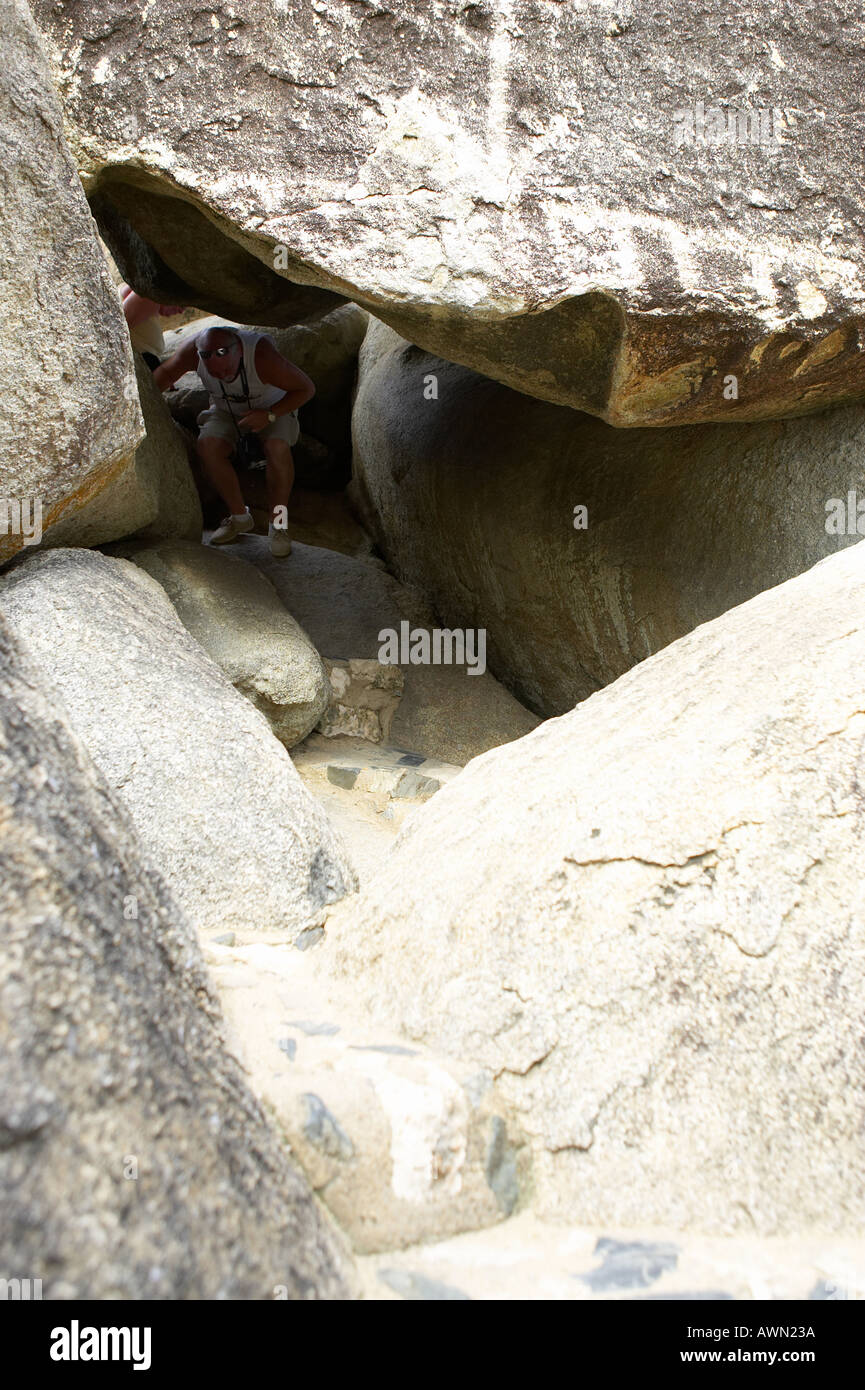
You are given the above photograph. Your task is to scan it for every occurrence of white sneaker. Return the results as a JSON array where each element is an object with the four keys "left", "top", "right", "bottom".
[
  {"left": 210, "top": 510, "right": 254, "bottom": 545},
  {"left": 268, "top": 521, "right": 292, "bottom": 558}
]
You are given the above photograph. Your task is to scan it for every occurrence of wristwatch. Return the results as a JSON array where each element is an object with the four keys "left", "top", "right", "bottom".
[{"left": 267, "top": 410, "right": 277, "bottom": 423}]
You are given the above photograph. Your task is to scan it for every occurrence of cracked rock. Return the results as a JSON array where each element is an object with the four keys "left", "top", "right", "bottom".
[{"left": 324, "top": 540, "right": 865, "bottom": 1234}]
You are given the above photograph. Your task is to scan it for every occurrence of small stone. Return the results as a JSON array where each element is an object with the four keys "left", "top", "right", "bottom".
[
  {"left": 286, "top": 1020, "right": 339, "bottom": 1036},
  {"left": 286, "top": 1017, "right": 340, "bottom": 1039},
  {"left": 301, "top": 1094, "right": 354, "bottom": 1161},
  {"left": 391, "top": 770, "right": 441, "bottom": 801},
  {"left": 295, "top": 926, "right": 325, "bottom": 951},
  {"left": 212, "top": 932, "right": 235, "bottom": 946},
  {"left": 326, "top": 765, "right": 359, "bottom": 790},
  {"left": 579, "top": 1239, "right": 679, "bottom": 1292},
  {"left": 484, "top": 1116, "right": 519, "bottom": 1216},
  {"left": 277, "top": 1038, "right": 296, "bottom": 1061}
]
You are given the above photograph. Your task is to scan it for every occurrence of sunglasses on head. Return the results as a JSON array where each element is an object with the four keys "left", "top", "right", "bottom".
[{"left": 198, "top": 345, "right": 238, "bottom": 360}]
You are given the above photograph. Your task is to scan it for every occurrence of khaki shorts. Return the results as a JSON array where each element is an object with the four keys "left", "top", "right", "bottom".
[{"left": 197, "top": 405, "right": 300, "bottom": 447}]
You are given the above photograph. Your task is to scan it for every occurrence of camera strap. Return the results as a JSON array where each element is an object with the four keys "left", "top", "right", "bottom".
[{"left": 218, "top": 358, "right": 252, "bottom": 438}]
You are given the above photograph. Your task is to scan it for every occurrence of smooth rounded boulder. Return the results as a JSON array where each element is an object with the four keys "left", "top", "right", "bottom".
[
  {"left": 0, "top": 549, "right": 356, "bottom": 937},
  {"left": 125, "top": 540, "right": 329, "bottom": 749},
  {"left": 353, "top": 319, "right": 865, "bottom": 716}
]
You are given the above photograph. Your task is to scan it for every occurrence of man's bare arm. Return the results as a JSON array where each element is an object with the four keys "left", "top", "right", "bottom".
[
  {"left": 152, "top": 338, "right": 199, "bottom": 392},
  {"left": 253, "top": 338, "right": 316, "bottom": 414}
]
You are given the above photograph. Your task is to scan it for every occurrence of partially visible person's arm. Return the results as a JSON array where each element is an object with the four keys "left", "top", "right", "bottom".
[
  {"left": 122, "top": 290, "right": 162, "bottom": 330},
  {"left": 152, "top": 338, "right": 200, "bottom": 392},
  {"left": 253, "top": 338, "right": 315, "bottom": 415}
]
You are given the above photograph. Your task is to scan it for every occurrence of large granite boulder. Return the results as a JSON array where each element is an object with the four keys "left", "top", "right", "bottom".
[
  {"left": 354, "top": 319, "right": 865, "bottom": 716},
  {"left": 42, "top": 354, "right": 203, "bottom": 550},
  {"left": 0, "top": 614, "right": 353, "bottom": 1299},
  {"left": 32, "top": 0, "right": 865, "bottom": 424},
  {"left": 124, "top": 540, "right": 329, "bottom": 748},
  {"left": 324, "top": 540, "right": 865, "bottom": 1235},
  {"left": 0, "top": 0, "right": 141, "bottom": 567},
  {"left": 0, "top": 549, "right": 356, "bottom": 936}
]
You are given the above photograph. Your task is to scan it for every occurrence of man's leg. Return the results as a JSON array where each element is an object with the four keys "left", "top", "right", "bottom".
[
  {"left": 263, "top": 437, "right": 295, "bottom": 518},
  {"left": 196, "top": 435, "right": 246, "bottom": 517},
  {"left": 264, "top": 437, "right": 295, "bottom": 556},
  {"left": 196, "top": 433, "right": 254, "bottom": 545}
]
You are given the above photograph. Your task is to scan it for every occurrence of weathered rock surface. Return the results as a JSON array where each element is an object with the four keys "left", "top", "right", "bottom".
[
  {"left": 43, "top": 355, "right": 202, "bottom": 551},
  {"left": 121, "top": 540, "right": 328, "bottom": 748},
  {"left": 354, "top": 319, "right": 865, "bottom": 716},
  {"left": 0, "top": 615, "right": 353, "bottom": 1299},
  {"left": 33, "top": 0, "right": 865, "bottom": 423},
  {"left": 235, "top": 534, "right": 539, "bottom": 764},
  {"left": 324, "top": 540, "right": 865, "bottom": 1235},
  {"left": 0, "top": 0, "right": 141, "bottom": 567},
  {"left": 0, "top": 549, "right": 356, "bottom": 935}
]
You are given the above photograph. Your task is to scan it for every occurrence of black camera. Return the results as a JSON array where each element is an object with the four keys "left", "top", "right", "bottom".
[{"left": 233, "top": 431, "right": 265, "bottom": 468}]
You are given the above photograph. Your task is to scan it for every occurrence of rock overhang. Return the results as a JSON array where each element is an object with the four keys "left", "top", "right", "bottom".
[{"left": 31, "top": 0, "right": 865, "bottom": 423}]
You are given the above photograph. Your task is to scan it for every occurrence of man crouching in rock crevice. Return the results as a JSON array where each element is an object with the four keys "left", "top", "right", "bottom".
[{"left": 154, "top": 325, "right": 315, "bottom": 557}]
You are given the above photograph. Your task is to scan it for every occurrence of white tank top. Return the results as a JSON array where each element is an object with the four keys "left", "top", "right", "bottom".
[{"left": 196, "top": 329, "right": 284, "bottom": 411}]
